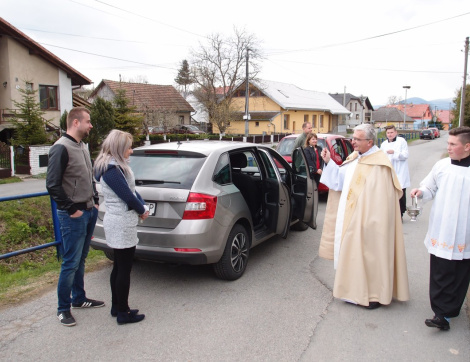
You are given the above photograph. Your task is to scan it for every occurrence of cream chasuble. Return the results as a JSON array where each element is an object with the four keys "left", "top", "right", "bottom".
[{"left": 320, "top": 146, "right": 409, "bottom": 306}]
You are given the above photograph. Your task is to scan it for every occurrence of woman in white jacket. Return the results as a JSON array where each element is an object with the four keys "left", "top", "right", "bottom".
[{"left": 94, "top": 130, "right": 149, "bottom": 325}]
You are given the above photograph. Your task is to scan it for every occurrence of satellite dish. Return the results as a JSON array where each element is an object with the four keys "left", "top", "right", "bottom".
[{"left": 16, "top": 85, "right": 21, "bottom": 90}]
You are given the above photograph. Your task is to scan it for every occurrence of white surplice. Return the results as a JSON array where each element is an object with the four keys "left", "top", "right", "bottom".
[
  {"left": 418, "top": 158, "right": 470, "bottom": 260},
  {"left": 380, "top": 136, "right": 410, "bottom": 188}
]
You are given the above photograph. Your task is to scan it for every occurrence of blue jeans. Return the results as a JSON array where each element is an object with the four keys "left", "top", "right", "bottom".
[{"left": 56, "top": 208, "right": 98, "bottom": 312}]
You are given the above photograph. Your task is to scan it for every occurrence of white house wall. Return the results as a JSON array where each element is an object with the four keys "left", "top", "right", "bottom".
[{"left": 59, "top": 68, "right": 73, "bottom": 115}]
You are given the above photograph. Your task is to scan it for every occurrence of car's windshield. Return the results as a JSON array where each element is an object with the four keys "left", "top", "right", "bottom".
[
  {"left": 130, "top": 151, "right": 206, "bottom": 189},
  {"left": 277, "top": 138, "right": 296, "bottom": 156}
]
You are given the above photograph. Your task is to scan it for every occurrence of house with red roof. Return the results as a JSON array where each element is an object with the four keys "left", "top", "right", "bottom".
[
  {"left": 89, "top": 79, "right": 194, "bottom": 133},
  {"left": 435, "top": 109, "right": 453, "bottom": 130},
  {"left": 0, "top": 17, "right": 92, "bottom": 143},
  {"left": 386, "top": 103, "right": 433, "bottom": 129}
]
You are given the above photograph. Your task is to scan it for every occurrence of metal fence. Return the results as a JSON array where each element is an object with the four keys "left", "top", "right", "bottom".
[
  {"left": 0, "top": 192, "right": 62, "bottom": 260},
  {"left": 0, "top": 142, "right": 10, "bottom": 169}
]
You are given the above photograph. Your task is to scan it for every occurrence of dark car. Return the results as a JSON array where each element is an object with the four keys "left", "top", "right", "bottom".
[
  {"left": 420, "top": 129, "right": 435, "bottom": 140},
  {"left": 276, "top": 133, "right": 354, "bottom": 193},
  {"left": 171, "top": 124, "right": 205, "bottom": 134}
]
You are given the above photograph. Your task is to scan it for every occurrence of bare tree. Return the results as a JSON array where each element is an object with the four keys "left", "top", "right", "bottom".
[
  {"left": 387, "top": 95, "right": 403, "bottom": 105},
  {"left": 141, "top": 105, "right": 178, "bottom": 135},
  {"left": 190, "top": 28, "right": 261, "bottom": 134},
  {"left": 122, "top": 75, "right": 149, "bottom": 84}
]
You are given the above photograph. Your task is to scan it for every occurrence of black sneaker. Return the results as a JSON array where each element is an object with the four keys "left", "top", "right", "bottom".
[
  {"left": 72, "top": 298, "right": 105, "bottom": 309},
  {"left": 57, "top": 311, "right": 76, "bottom": 327},
  {"left": 425, "top": 316, "right": 450, "bottom": 331}
]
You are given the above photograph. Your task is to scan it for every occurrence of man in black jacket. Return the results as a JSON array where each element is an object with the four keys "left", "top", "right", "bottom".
[{"left": 46, "top": 107, "right": 104, "bottom": 327}]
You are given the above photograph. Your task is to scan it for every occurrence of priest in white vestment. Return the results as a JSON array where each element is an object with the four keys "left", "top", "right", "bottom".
[
  {"left": 410, "top": 126, "right": 470, "bottom": 331},
  {"left": 320, "top": 124, "right": 410, "bottom": 309}
]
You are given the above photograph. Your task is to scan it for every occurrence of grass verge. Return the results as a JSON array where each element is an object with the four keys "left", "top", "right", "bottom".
[
  {"left": 0, "top": 194, "right": 109, "bottom": 309},
  {"left": 0, "top": 176, "right": 22, "bottom": 185}
]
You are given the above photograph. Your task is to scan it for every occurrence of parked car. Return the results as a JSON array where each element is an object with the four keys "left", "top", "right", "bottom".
[
  {"left": 420, "top": 129, "right": 435, "bottom": 140},
  {"left": 276, "top": 133, "right": 354, "bottom": 193},
  {"left": 428, "top": 127, "right": 440, "bottom": 138},
  {"left": 149, "top": 126, "right": 166, "bottom": 134},
  {"left": 171, "top": 124, "right": 205, "bottom": 134},
  {"left": 91, "top": 141, "right": 318, "bottom": 280}
]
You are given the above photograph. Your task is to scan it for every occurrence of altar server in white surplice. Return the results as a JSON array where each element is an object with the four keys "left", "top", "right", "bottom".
[
  {"left": 411, "top": 126, "right": 470, "bottom": 331},
  {"left": 380, "top": 125, "right": 410, "bottom": 218}
]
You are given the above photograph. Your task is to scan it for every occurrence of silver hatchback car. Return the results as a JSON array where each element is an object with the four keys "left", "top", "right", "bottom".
[{"left": 91, "top": 141, "right": 317, "bottom": 280}]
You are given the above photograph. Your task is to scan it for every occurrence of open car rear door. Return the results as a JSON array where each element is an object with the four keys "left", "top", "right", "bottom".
[{"left": 290, "top": 147, "right": 318, "bottom": 229}]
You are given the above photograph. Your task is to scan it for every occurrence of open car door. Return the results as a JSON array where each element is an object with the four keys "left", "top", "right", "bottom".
[
  {"left": 290, "top": 147, "right": 318, "bottom": 229},
  {"left": 258, "top": 148, "right": 292, "bottom": 239}
]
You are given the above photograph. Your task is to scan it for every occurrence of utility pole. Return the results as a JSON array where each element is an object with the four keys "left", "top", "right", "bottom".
[
  {"left": 459, "top": 37, "right": 469, "bottom": 127},
  {"left": 244, "top": 48, "right": 250, "bottom": 137},
  {"left": 403, "top": 86, "right": 411, "bottom": 130}
]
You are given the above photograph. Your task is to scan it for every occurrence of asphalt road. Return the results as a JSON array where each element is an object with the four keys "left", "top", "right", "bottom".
[{"left": 0, "top": 133, "right": 469, "bottom": 361}]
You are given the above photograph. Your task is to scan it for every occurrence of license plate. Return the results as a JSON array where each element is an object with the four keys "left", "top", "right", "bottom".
[{"left": 147, "top": 202, "right": 156, "bottom": 216}]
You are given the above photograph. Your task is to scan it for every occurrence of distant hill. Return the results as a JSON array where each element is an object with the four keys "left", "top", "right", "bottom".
[{"left": 374, "top": 97, "right": 455, "bottom": 110}]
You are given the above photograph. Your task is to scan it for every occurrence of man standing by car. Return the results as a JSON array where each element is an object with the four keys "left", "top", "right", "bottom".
[
  {"left": 319, "top": 124, "right": 409, "bottom": 309},
  {"left": 380, "top": 125, "right": 410, "bottom": 219},
  {"left": 410, "top": 126, "right": 470, "bottom": 331},
  {"left": 293, "top": 122, "right": 312, "bottom": 150},
  {"left": 46, "top": 107, "right": 104, "bottom": 327}
]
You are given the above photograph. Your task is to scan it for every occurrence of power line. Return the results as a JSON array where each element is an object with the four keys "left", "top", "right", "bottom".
[
  {"left": 94, "top": 0, "right": 207, "bottom": 39},
  {"left": 266, "top": 11, "right": 470, "bottom": 56},
  {"left": 20, "top": 28, "right": 148, "bottom": 44},
  {"left": 269, "top": 58, "right": 461, "bottom": 74},
  {"left": 41, "top": 42, "right": 178, "bottom": 70}
]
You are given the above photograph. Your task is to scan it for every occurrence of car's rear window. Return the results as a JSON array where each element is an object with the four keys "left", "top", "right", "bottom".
[{"left": 130, "top": 151, "right": 206, "bottom": 189}]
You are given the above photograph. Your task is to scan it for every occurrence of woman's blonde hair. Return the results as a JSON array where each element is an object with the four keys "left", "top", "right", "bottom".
[
  {"left": 304, "top": 132, "right": 317, "bottom": 147},
  {"left": 94, "top": 129, "right": 133, "bottom": 176}
]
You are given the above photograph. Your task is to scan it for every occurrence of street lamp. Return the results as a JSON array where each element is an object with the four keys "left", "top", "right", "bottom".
[{"left": 403, "top": 86, "right": 410, "bottom": 130}]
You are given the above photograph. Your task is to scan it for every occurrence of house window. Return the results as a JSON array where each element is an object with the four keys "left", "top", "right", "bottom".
[
  {"left": 39, "top": 85, "right": 58, "bottom": 110},
  {"left": 255, "top": 121, "right": 259, "bottom": 127},
  {"left": 304, "top": 115, "right": 308, "bottom": 123},
  {"left": 355, "top": 103, "right": 357, "bottom": 111},
  {"left": 356, "top": 114, "right": 359, "bottom": 120},
  {"left": 179, "top": 115, "right": 184, "bottom": 124},
  {"left": 312, "top": 115, "right": 317, "bottom": 128},
  {"left": 349, "top": 104, "right": 352, "bottom": 111},
  {"left": 284, "top": 114, "right": 290, "bottom": 129},
  {"left": 26, "top": 82, "right": 33, "bottom": 91},
  {"left": 319, "top": 115, "right": 324, "bottom": 128}
]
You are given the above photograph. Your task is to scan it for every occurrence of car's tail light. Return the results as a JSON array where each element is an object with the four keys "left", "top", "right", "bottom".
[
  {"left": 174, "top": 248, "right": 202, "bottom": 252},
  {"left": 182, "top": 193, "right": 217, "bottom": 220}
]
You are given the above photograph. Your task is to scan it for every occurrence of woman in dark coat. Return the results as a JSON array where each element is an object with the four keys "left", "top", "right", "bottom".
[{"left": 304, "top": 132, "right": 324, "bottom": 185}]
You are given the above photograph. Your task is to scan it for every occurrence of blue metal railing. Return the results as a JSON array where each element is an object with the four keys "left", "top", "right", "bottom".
[{"left": 0, "top": 191, "right": 62, "bottom": 260}]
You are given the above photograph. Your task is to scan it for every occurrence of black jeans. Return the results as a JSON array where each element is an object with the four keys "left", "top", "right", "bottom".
[{"left": 110, "top": 246, "right": 136, "bottom": 313}]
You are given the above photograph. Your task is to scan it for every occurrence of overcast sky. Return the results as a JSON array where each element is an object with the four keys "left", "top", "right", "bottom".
[{"left": 2, "top": 0, "right": 468, "bottom": 106}]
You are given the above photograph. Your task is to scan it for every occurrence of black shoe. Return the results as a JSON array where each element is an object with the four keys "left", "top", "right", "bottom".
[
  {"left": 57, "top": 311, "right": 76, "bottom": 327},
  {"left": 117, "top": 311, "right": 145, "bottom": 325},
  {"left": 425, "top": 316, "right": 450, "bottom": 330},
  {"left": 72, "top": 298, "right": 105, "bottom": 309},
  {"left": 111, "top": 307, "right": 139, "bottom": 317},
  {"left": 364, "top": 302, "right": 381, "bottom": 310}
]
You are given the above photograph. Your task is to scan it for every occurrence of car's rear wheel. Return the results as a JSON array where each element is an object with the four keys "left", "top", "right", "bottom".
[
  {"left": 213, "top": 224, "right": 250, "bottom": 280},
  {"left": 104, "top": 250, "right": 114, "bottom": 261}
]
